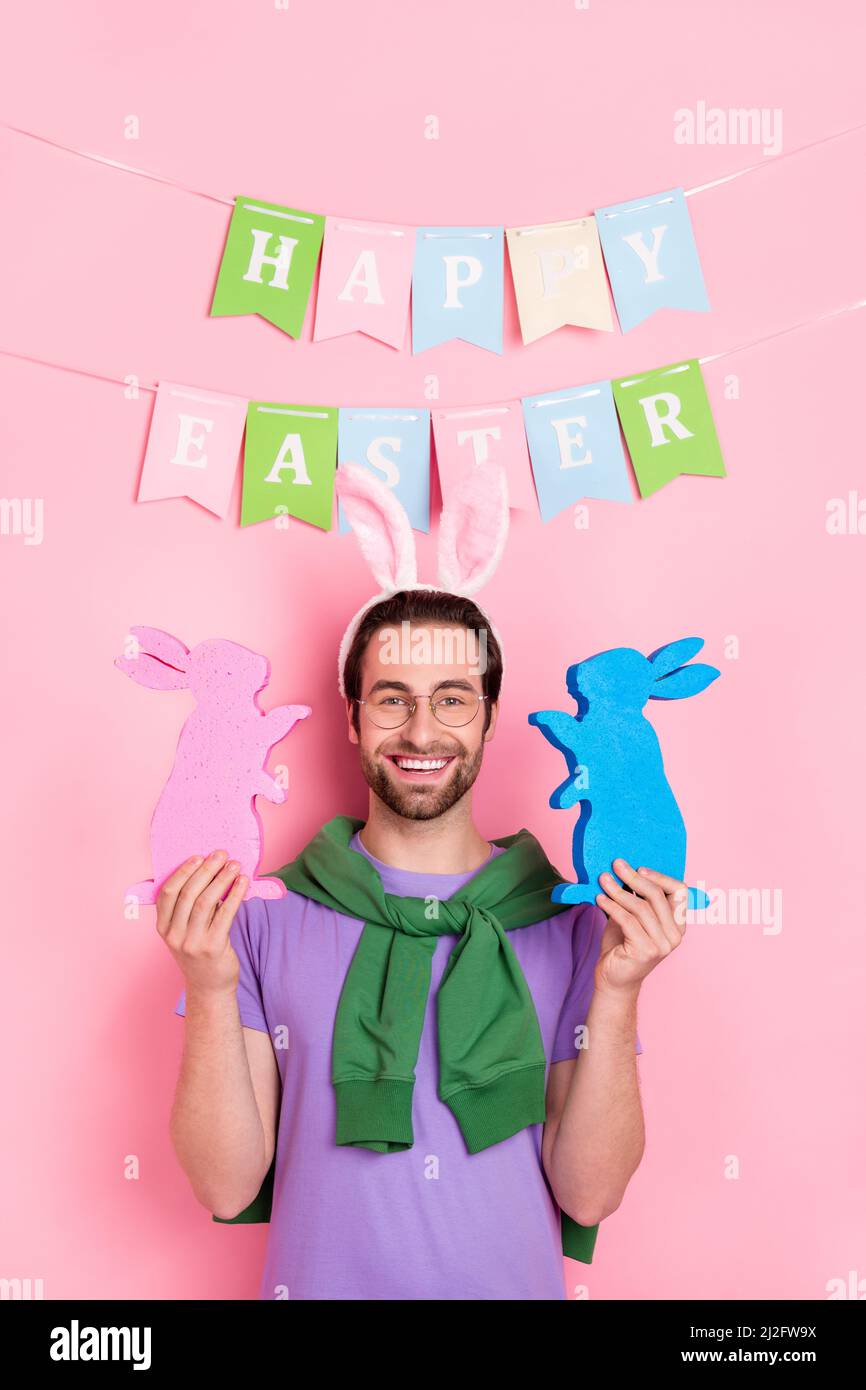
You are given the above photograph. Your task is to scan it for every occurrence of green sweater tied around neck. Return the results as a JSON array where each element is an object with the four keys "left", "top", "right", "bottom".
[{"left": 211, "top": 815, "right": 600, "bottom": 1264}]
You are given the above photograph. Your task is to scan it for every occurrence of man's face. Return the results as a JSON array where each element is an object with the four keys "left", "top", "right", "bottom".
[{"left": 346, "top": 622, "right": 499, "bottom": 821}]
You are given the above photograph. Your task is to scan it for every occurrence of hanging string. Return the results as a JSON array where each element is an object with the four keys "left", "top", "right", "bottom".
[
  {"left": 2, "top": 116, "right": 865, "bottom": 223},
  {"left": 697, "top": 297, "right": 866, "bottom": 366},
  {"left": 2, "top": 294, "right": 864, "bottom": 398},
  {"left": 0, "top": 121, "right": 234, "bottom": 205},
  {"left": 683, "top": 118, "right": 866, "bottom": 197}
]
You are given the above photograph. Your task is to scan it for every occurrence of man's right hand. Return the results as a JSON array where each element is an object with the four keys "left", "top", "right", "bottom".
[{"left": 156, "top": 851, "right": 248, "bottom": 996}]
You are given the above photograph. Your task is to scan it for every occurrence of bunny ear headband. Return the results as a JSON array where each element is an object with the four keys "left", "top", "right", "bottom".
[{"left": 334, "top": 459, "right": 510, "bottom": 697}]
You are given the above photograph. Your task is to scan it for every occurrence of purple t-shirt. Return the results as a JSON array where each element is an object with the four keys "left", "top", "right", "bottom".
[{"left": 174, "top": 830, "right": 642, "bottom": 1300}]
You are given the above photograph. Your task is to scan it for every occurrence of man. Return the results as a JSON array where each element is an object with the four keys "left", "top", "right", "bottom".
[{"left": 168, "top": 589, "right": 688, "bottom": 1300}]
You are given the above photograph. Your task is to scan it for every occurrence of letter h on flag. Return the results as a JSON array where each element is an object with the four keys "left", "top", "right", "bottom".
[{"left": 210, "top": 196, "right": 326, "bottom": 338}]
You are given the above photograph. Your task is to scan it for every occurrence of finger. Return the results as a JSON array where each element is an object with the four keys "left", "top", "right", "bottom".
[
  {"left": 210, "top": 872, "right": 249, "bottom": 946},
  {"left": 596, "top": 892, "right": 671, "bottom": 967},
  {"left": 163, "top": 850, "right": 229, "bottom": 944},
  {"left": 635, "top": 866, "right": 690, "bottom": 931},
  {"left": 598, "top": 868, "right": 670, "bottom": 952},
  {"left": 184, "top": 860, "right": 244, "bottom": 943},
  {"left": 594, "top": 894, "right": 646, "bottom": 947},
  {"left": 613, "top": 859, "right": 682, "bottom": 946},
  {"left": 155, "top": 856, "right": 204, "bottom": 936}
]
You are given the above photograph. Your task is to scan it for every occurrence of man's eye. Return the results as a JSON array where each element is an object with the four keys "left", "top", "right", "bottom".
[
  {"left": 381, "top": 696, "right": 408, "bottom": 706},
  {"left": 438, "top": 696, "right": 466, "bottom": 706}
]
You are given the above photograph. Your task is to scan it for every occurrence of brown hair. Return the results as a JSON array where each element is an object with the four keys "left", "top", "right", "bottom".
[{"left": 343, "top": 589, "right": 503, "bottom": 735}]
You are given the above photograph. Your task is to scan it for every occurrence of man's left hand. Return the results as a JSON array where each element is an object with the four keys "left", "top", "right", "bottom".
[{"left": 593, "top": 859, "right": 688, "bottom": 995}]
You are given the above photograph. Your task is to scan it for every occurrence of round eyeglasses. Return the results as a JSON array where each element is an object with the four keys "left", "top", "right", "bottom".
[{"left": 355, "top": 690, "right": 488, "bottom": 729}]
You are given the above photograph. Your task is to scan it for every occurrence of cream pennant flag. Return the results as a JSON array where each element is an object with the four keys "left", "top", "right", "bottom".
[{"left": 505, "top": 216, "right": 614, "bottom": 343}]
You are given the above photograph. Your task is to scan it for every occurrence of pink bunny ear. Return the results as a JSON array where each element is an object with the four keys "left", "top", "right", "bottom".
[
  {"left": 115, "top": 626, "right": 190, "bottom": 690},
  {"left": 436, "top": 460, "right": 509, "bottom": 596},
  {"left": 335, "top": 462, "right": 418, "bottom": 592}
]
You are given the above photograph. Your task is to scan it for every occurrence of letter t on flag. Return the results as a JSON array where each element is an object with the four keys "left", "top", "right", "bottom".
[
  {"left": 210, "top": 196, "right": 325, "bottom": 338},
  {"left": 137, "top": 382, "right": 248, "bottom": 517},
  {"left": 611, "top": 360, "right": 726, "bottom": 497}
]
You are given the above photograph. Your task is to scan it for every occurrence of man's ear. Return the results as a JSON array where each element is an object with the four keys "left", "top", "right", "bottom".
[
  {"left": 346, "top": 696, "right": 360, "bottom": 745},
  {"left": 483, "top": 699, "right": 499, "bottom": 743}
]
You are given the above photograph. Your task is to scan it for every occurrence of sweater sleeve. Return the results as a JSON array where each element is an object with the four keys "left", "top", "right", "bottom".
[
  {"left": 173, "top": 898, "right": 271, "bottom": 1034},
  {"left": 550, "top": 904, "right": 643, "bottom": 1063}
]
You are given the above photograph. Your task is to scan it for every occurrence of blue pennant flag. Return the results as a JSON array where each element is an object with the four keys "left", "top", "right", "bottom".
[
  {"left": 595, "top": 188, "right": 709, "bottom": 332},
  {"left": 412, "top": 226, "right": 504, "bottom": 354},
  {"left": 337, "top": 407, "right": 431, "bottom": 533},
  {"left": 522, "top": 380, "right": 634, "bottom": 522}
]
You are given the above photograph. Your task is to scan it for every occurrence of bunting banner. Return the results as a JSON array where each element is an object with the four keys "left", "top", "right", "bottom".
[
  {"left": 210, "top": 197, "right": 326, "bottom": 338},
  {"left": 136, "top": 382, "right": 248, "bottom": 518},
  {"left": 6, "top": 117, "right": 865, "bottom": 355},
  {"left": 4, "top": 295, "right": 863, "bottom": 532},
  {"left": 145, "top": 358, "right": 723, "bottom": 528},
  {"left": 610, "top": 359, "right": 726, "bottom": 497},
  {"left": 431, "top": 401, "right": 537, "bottom": 511}
]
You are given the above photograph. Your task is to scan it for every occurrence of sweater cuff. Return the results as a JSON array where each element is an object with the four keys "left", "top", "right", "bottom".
[
  {"left": 561, "top": 1211, "right": 599, "bottom": 1263},
  {"left": 334, "top": 1078, "right": 415, "bottom": 1151},
  {"left": 444, "top": 1063, "right": 547, "bottom": 1154}
]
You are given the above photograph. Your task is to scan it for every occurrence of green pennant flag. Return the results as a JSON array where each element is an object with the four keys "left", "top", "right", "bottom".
[
  {"left": 210, "top": 196, "right": 326, "bottom": 338},
  {"left": 241, "top": 401, "right": 338, "bottom": 529},
  {"left": 611, "top": 358, "right": 726, "bottom": 498}
]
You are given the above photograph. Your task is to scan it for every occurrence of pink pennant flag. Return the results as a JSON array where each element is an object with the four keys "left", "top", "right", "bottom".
[
  {"left": 313, "top": 215, "right": 415, "bottom": 349},
  {"left": 137, "top": 382, "right": 248, "bottom": 518},
  {"left": 432, "top": 400, "right": 537, "bottom": 512}
]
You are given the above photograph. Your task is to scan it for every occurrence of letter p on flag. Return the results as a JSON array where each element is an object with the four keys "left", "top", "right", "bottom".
[{"left": 611, "top": 360, "right": 726, "bottom": 498}]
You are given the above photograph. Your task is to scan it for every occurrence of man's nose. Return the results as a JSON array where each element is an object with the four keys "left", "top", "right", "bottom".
[{"left": 405, "top": 699, "right": 439, "bottom": 737}]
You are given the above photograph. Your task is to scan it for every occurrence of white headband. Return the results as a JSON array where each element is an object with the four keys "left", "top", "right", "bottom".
[{"left": 334, "top": 458, "right": 510, "bottom": 697}]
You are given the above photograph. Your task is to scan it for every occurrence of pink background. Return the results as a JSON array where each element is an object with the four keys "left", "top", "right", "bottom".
[{"left": 1, "top": 0, "right": 864, "bottom": 1300}]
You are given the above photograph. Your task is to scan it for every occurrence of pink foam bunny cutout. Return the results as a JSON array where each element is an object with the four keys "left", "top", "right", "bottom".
[
  {"left": 115, "top": 627, "right": 311, "bottom": 902},
  {"left": 334, "top": 457, "right": 510, "bottom": 695}
]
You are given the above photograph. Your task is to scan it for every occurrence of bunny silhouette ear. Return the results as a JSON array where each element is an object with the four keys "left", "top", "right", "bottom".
[
  {"left": 647, "top": 638, "right": 720, "bottom": 700},
  {"left": 334, "top": 462, "right": 418, "bottom": 592},
  {"left": 115, "top": 626, "right": 190, "bottom": 690},
  {"left": 649, "top": 663, "right": 720, "bottom": 700},
  {"left": 648, "top": 637, "right": 705, "bottom": 675},
  {"left": 437, "top": 460, "right": 509, "bottom": 596}
]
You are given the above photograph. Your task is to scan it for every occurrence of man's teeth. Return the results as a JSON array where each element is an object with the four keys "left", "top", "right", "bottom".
[{"left": 393, "top": 757, "right": 451, "bottom": 771}]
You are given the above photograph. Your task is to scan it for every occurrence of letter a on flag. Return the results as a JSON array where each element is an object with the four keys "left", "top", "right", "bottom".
[
  {"left": 242, "top": 401, "right": 338, "bottom": 528},
  {"left": 314, "top": 217, "right": 415, "bottom": 348},
  {"left": 611, "top": 360, "right": 726, "bottom": 497},
  {"left": 211, "top": 196, "right": 325, "bottom": 338}
]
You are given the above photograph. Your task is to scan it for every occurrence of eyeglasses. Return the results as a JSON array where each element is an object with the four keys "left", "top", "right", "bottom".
[{"left": 355, "top": 690, "right": 488, "bottom": 729}]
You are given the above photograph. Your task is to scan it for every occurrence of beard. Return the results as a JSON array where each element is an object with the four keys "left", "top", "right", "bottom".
[{"left": 358, "top": 737, "right": 486, "bottom": 821}]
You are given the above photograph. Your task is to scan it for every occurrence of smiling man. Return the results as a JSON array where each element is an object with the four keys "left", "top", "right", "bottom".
[{"left": 166, "top": 585, "right": 689, "bottom": 1302}]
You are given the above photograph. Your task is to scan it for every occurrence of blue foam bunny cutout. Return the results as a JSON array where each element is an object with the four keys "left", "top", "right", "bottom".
[{"left": 528, "top": 637, "right": 719, "bottom": 910}]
